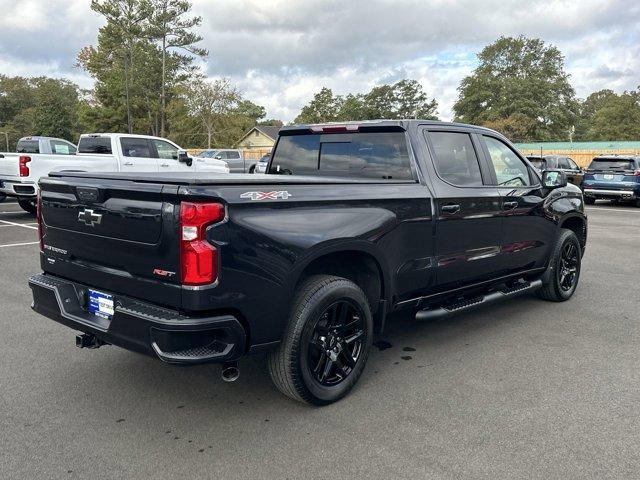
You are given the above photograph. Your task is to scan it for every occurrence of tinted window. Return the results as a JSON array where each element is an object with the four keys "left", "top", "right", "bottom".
[
  {"left": 270, "top": 135, "right": 320, "bottom": 175},
  {"left": 121, "top": 138, "right": 152, "bottom": 158},
  {"left": 16, "top": 140, "right": 39, "bottom": 154},
  {"left": 527, "top": 157, "right": 545, "bottom": 170},
  {"left": 588, "top": 158, "right": 636, "bottom": 171},
  {"left": 558, "top": 157, "right": 571, "bottom": 169},
  {"left": 78, "top": 137, "right": 112, "bottom": 154},
  {"left": 429, "top": 132, "right": 483, "bottom": 186},
  {"left": 227, "top": 151, "right": 240, "bottom": 159},
  {"left": 270, "top": 132, "right": 413, "bottom": 180},
  {"left": 567, "top": 158, "right": 579, "bottom": 170},
  {"left": 483, "top": 136, "right": 532, "bottom": 186},
  {"left": 50, "top": 140, "right": 76, "bottom": 155},
  {"left": 152, "top": 139, "right": 178, "bottom": 160}
]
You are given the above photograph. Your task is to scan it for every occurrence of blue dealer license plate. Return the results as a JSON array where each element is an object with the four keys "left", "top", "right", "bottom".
[{"left": 88, "top": 289, "right": 114, "bottom": 319}]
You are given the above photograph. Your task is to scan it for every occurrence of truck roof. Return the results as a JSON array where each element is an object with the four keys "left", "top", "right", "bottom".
[
  {"left": 79, "top": 133, "right": 178, "bottom": 142},
  {"left": 279, "top": 119, "right": 498, "bottom": 135}
]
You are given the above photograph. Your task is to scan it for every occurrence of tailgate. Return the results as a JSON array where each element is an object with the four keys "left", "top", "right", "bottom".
[
  {"left": 39, "top": 175, "right": 183, "bottom": 308},
  {"left": 0, "top": 153, "right": 19, "bottom": 176}
]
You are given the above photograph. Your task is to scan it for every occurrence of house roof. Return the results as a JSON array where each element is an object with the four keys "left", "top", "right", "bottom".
[{"left": 254, "top": 125, "right": 281, "bottom": 140}]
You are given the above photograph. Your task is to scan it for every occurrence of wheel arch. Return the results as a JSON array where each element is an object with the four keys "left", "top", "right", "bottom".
[
  {"left": 559, "top": 213, "right": 587, "bottom": 250},
  {"left": 286, "top": 242, "right": 391, "bottom": 328}
]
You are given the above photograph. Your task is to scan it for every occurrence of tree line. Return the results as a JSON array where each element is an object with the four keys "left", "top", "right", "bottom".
[
  {"left": 298, "top": 37, "right": 640, "bottom": 143},
  {"left": 1, "top": 13, "right": 639, "bottom": 151}
]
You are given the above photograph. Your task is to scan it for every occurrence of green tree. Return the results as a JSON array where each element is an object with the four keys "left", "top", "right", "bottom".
[
  {"left": 0, "top": 76, "right": 82, "bottom": 148},
  {"left": 295, "top": 80, "right": 438, "bottom": 123},
  {"left": 89, "top": 0, "right": 153, "bottom": 133},
  {"left": 294, "top": 87, "right": 343, "bottom": 124},
  {"left": 453, "top": 36, "right": 578, "bottom": 142},
  {"left": 149, "top": 0, "right": 207, "bottom": 136},
  {"left": 574, "top": 89, "right": 640, "bottom": 141},
  {"left": 185, "top": 78, "right": 240, "bottom": 148}
]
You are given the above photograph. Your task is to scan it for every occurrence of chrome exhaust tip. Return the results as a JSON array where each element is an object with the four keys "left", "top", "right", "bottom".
[{"left": 221, "top": 362, "right": 239, "bottom": 382}]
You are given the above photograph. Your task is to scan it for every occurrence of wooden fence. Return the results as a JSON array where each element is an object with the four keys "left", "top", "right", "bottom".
[{"left": 518, "top": 149, "right": 640, "bottom": 168}]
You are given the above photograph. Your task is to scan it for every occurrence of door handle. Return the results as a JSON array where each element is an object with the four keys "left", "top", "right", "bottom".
[
  {"left": 160, "top": 163, "right": 169, "bottom": 167},
  {"left": 123, "top": 161, "right": 133, "bottom": 166},
  {"left": 503, "top": 201, "right": 518, "bottom": 210},
  {"left": 441, "top": 203, "right": 461, "bottom": 215}
]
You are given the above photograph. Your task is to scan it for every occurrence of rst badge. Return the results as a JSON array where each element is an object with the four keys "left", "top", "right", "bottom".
[{"left": 240, "top": 191, "right": 292, "bottom": 201}]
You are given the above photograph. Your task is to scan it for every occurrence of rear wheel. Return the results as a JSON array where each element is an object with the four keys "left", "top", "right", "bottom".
[
  {"left": 584, "top": 197, "right": 595, "bottom": 205},
  {"left": 0, "top": 193, "right": 6, "bottom": 203},
  {"left": 537, "top": 229, "right": 582, "bottom": 302},
  {"left": 248, "top": 165, "right": 256, "bottom": 173},
  {"left": 267, "top": 275, "right": 373, "bottom": 405},
  {"left": 18, "top": 199, "right": 36, "bottom": 215}
]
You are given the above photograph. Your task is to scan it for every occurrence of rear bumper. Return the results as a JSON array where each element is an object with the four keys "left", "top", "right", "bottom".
[
  {"left": 29, "top": 273, "right": 246, "bottom": 364},
  {"left": 0, "top": 179, "right": 36, "bottom": 198},
  {"left": 583, "top": 188, "right": 637, "bottom": 199}
]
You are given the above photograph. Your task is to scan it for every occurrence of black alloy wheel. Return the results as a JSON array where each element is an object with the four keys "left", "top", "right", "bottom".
[{"left": 307, "top": 300, "right": 365, "bottom": 387}]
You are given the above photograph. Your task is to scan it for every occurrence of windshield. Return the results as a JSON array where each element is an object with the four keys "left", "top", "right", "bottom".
[
  {"left": 588, "top": 159, "right": 637, "bottom": 171},
  {"left": 199, "top": 150, "right": 219, "bottom": 158}
]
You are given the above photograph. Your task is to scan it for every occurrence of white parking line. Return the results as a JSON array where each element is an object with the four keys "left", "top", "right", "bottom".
[
  {"left": 0, "top": 219, "right": 38, "bottom": 230},
  {"left": 586, "top": 207, "right": 640, "bottom": 214},
  {"left": 0, "top": 241, "right": 38, "bottom": 248}
]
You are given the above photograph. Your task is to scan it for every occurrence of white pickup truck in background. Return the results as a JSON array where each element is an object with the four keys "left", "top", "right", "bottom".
[{"left": 0, "top": 133, "right": 229, "bottom": 213}]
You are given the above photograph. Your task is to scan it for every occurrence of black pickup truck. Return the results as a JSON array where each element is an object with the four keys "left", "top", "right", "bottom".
[{"left": 29, "top": 120, "right": 587, "bottom": 405}]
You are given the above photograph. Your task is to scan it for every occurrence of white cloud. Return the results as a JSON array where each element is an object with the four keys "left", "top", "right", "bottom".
[{"left": 0, "top": 0, "right": 638, "bottom": 122}]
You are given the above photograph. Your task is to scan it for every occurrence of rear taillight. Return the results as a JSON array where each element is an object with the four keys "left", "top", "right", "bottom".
[
  {"left": 36, "top": 191, "right": 44, "bottom": 252},
  {"left": 19, "top": 156, "right": 31, "bottom": 177},
  {"left": 179, "top": 202, "right": 225, "bottom": 285}
]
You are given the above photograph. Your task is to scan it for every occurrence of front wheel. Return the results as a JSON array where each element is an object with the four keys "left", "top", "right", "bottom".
[
  {"left": 537, "top": 229, "right": 582, "bottom": 302},
  {"left": 267, "top": 275, "right": 373, "bottom": 405},
  {"left": 18, "top": 199, "right": 37, "bottom": 215}
]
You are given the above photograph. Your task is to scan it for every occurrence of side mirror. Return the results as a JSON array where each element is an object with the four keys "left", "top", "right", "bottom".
[
  {"left": 542, "top": 169, "right": 567, "bottom": 189},
  {"left": 178, "top": 150, "right": 192, "bottom": 166},
  {"left": 214, "top": 155, "right": 223, "bottom": 160}
]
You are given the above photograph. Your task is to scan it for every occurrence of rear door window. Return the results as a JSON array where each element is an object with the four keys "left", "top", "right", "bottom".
[
  {"left": 16, "top": 140, "right": 39, "bottom": 154},
  {"left": 227, "top": 151, "right": 240, "bottom": 159},
  {"left": 121, "top": 138, "right": 153, "bottom": 158},
  {"left": 270, "top": 131, "right": 413, "bottom": 180},
  {"left": 483, "top": 136, "right": 532, "bottom": 186},
  {"left": 428, "top": 132, "right": 483, "bottom": 186},
  {"left": 78, "top": 137, "right": 112, "bottom": 154}
]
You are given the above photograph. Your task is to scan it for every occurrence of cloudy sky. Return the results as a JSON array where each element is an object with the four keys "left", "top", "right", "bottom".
[{"left": 1, "top": 0, "right": 638, "bottom": 122}]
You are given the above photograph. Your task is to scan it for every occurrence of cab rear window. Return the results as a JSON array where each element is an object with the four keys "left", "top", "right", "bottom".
[
  {"left": 78, "top": 137, "right": 112, "bottom": 154},
  {"left": 269, "top": 132, "right": 413, "bottom": 180},
  {"left": 17, "top": 140, "right": 39, "bottom": 154}
]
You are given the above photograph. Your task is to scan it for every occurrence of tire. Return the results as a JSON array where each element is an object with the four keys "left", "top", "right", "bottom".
[
  {"left": 267, "top": 275, "right": 373, "bottom": 405},
  {"left": 537, "top": 229, "right": 582, "bottom": 302},
  {"left": 18, "top": 199, "right": 37, "bottom": 215},
  {"left": 0, "top": 193, "right": 6, "bottom": 203},
  {"left": 584, "top": 197, "right": 595, "bottom": 205},
  {"left": 248, "top": 165, "right": 256, "bottom": 174}
]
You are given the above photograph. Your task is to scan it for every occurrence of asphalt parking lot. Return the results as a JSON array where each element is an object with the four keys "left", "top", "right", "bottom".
[{"left": 1, "top": 201, "right": 639, "bottom": 479}]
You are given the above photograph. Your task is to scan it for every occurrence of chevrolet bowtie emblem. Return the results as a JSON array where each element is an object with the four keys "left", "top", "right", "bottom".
[{"left": 78, "top": 209, "right": 102, "bottom": 227}]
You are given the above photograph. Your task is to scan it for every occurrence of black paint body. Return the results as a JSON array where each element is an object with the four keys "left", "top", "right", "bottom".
[{"left": 30, "top": 121, "right": 587, "bottom": 363}]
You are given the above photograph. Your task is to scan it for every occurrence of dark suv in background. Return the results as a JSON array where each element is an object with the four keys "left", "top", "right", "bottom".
[
  {"left": 527, "top": 155, "right": 584, "bottom": 188},
  {"left": 582, "top": 155, "right": 640, "bottom": 206}
]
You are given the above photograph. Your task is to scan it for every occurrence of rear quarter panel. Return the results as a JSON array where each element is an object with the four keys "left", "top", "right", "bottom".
[{"left": 181, "top": 182, "right": 434, "bottom": 345}]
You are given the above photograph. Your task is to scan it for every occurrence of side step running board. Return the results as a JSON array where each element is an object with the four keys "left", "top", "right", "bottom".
[{"left": 415, "top": 279, "right": 543, "bottom": 321}]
